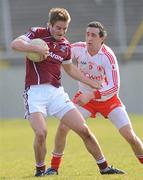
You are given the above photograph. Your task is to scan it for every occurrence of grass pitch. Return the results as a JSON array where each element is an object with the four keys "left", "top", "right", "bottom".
[{"left": 0, "top": 115, "right": 143, "bottom": 180}]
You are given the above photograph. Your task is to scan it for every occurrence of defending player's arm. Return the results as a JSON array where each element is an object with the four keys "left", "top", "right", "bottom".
[{"left": 62, "top": 63, "right": 101, "bottom": 89}]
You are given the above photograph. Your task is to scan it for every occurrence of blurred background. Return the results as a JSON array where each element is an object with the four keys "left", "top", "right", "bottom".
[{"left": 0, "top": 0, "right": 143, "bottom": 118}]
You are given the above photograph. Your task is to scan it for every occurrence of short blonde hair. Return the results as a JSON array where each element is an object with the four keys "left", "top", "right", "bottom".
[{"left": 48, "top": 8, "right": 71, "bottom": 25}]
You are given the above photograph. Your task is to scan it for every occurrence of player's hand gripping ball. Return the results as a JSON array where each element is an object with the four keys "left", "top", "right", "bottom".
[{"left": 26, "top": 38, "right": 48, "bottom": 62}]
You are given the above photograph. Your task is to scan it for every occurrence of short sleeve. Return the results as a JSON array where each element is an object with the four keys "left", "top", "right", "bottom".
[{"left": 62, "top": 44, "right": 72, "bottom": 64}]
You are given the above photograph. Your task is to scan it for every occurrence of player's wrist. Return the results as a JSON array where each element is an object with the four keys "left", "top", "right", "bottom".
[
  {"left": 88, "top": 92, "right": 94, "bottom": 99},
  {"left": 94, "top": 90, "right": 101, "bottom": 99}
]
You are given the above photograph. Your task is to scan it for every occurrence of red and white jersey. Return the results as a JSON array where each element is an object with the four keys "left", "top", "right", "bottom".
[
  {"left": 21, "top": 27, "right": 72, "bottom": 88},
  {"left": 71, "top": 42, "right": 120, "bottom": 101}
]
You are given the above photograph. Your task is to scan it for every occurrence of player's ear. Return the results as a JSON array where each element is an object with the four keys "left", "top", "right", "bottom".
[
  {"left": 48, "top": 23, "right": 53, "bottom": 30},
  {"left": 47, "top": 22, "right": 51, "bottom": 27},
  {"left": 101, "top": 36, "right": 105, "bottom": 43}
]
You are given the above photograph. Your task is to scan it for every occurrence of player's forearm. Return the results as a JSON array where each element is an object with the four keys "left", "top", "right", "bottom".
[
  {"left": 66, "top": 64, "right": 91, "bottom": 85},
  {"left": 11, "top": 38, "right": 40, "bottom": 53},
  {"left": 69, "top": 68, "right": 85, "bottom": 82},
  {"left": 65, "top": 64, "right": 101, "bottom": 89},
  {"left": 74, "top": 67, "right": 102, "bottom": 89}
]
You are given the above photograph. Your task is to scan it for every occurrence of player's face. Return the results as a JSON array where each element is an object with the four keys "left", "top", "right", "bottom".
[
  {"left": 49, "top": 21, "right": 69, "bottom": 41},
  {"left": 86, "top": 27, "right": 104, "bottom": 50}
]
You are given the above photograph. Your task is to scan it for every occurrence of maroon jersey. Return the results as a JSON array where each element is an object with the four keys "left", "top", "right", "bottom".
[{"left": 23, "top": 27, "right": 71, "bottom": 88}]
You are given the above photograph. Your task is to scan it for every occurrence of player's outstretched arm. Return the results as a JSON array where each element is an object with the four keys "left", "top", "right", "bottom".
[{"left": 62, "top": 63, "right": 101, "bottom": 89}]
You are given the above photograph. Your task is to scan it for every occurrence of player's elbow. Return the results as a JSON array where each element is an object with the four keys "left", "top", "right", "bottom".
[
  {"left": 63, "top": 64, "right": 74, "bottom": 76},
  {"left": 114, "top": 84, "right": 119, "bottom": 94},
  {"left": 11, "top": 40, "right": 18, "bottom": 50},
  {"left": 11, "top": 38, "right": 25, "bottom": 51}
]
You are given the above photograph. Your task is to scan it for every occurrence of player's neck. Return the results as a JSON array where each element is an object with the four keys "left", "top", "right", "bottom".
[{"left": 88, "top": 46, "right": 101, "bottom": 56}]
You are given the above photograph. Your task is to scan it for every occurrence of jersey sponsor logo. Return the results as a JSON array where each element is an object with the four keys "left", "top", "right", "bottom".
[
  {"left": 80, "top": 61, "right": 87, "bottom": 65},
  {"left": 49, "top": 51, "right": 64, "bottom": 61},
  {"left": 80, "top": 69, "right": 104, "bottom": 81},
  {"left": 60, "top": 45, "right": 66, "bottom": 52}
]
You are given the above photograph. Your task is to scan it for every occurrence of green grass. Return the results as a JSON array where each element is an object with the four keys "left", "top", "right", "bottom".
[{"left": 0, "top": 115, "right": 143, "bottom": 180}]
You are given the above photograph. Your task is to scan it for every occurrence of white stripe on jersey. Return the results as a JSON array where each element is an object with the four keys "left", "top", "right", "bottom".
[
  {"left": 25, "top": 32, "right": 32, "bottom": 38},
  {"left": 18, "top": 35, "right": 31, "bottom": 42},
  {"left": 33, "top": 62, "right": 40, "bottom": 84}
]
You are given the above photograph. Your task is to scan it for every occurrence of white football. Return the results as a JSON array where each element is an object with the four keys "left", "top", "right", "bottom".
[{"left": 26, "top": 38, "right": 48, "bottom": 62}]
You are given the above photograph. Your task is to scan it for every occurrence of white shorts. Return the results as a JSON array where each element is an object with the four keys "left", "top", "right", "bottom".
[{"left": 23, "top": 84, "right": 76, "bottom": 119}]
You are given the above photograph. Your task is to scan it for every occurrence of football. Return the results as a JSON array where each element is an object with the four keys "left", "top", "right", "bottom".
[{"left": 26, "top": 38, "right": 48, "bottom": 62}]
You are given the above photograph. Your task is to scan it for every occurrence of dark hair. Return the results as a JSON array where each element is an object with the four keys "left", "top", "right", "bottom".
[
  {"left": 87, "top": 21, "right": 107, "bottom": 38},
  {"left": 48, "top": 8, "right": 71, "bottom": 25}
]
